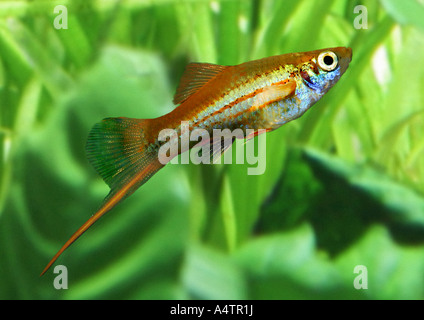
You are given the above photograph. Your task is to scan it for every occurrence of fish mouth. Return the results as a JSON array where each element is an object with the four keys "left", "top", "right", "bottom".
[
  {"left": 340, "top": 47, "right": 353, "bottom": 61},
  {"left": 335, "top": 47, "right": 352, "bottom": 75}
]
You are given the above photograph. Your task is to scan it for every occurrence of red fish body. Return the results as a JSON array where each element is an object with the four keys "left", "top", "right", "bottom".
[{"left": 41, "top": 47, "right": 352, "bottom": 275}]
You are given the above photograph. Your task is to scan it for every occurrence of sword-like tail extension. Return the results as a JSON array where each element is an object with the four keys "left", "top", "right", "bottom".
[{"left": 40, "top": 117, "right": 164, "bottom": 276}]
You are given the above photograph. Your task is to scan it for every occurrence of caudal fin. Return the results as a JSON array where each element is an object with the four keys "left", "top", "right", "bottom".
[{"left": 40, "top": 117, "right": 164, "bottom": 276}]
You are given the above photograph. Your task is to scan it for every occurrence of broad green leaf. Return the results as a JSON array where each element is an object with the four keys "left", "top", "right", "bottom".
[
  {"left": 336, "top": 225, "right": 424, "bottom": 299},
  {"left": 235, "top": 224, "right": 360, "bottom": 299},
  {"left": 303, "top": 148, "right": 424, "bottom": 244},
  {"left": 182, "top": 243, "right": 247, "bottom": 299}
]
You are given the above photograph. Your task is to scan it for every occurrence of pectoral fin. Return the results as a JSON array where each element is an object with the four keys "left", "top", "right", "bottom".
[{"left": 252, "top": 79, "right": 297, "bottom": 110}]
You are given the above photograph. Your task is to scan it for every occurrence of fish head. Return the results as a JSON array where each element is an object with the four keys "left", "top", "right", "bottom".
[
  {"left": 297, "top": 47, "right": 352, "bottom": 96},
  {"left": 265, "top": 47, "right": 352, "bottom": 129}
]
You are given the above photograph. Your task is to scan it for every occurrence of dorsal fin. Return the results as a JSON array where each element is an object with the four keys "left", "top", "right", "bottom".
[{"left": 173, "top": 62, "right": 229, "bottom": 105}]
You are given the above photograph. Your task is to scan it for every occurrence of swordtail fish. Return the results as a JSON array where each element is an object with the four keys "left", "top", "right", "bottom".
[{"left": 40, "top": 47, "right": 352, "bottom": 275}]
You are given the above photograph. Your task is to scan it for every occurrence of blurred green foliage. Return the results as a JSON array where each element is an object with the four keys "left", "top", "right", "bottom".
[{"left": 0, "top": 0, "right": 424, "bottom": 299}]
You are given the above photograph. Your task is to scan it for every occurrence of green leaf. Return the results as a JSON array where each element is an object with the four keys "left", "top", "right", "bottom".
[
  {"left": 182, "top": 243, "right": 247, "bottom": 299},
  {"left": 303, "top": 148, "right": 424, "bottom": 244},
  {"left": 336, "top": 225, "right": 424, "bottom": 299},
  {"left": 257, "top": 148, "right": 321, "bottom": 233},
  {"left": 381, "top": 0, "right": 424, "bottom": 31},
  {"left": 235, "top": 224, "right": 358, "bottom": 299}
]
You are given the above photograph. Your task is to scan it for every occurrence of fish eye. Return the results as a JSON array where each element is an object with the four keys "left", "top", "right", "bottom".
[{"left": 318, "top": 51, "right": 338, "bottom": 71}]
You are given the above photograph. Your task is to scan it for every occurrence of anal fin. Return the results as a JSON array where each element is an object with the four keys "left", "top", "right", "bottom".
[{"left": 209, "top": 136, "right": 236, "bottom": 164}]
